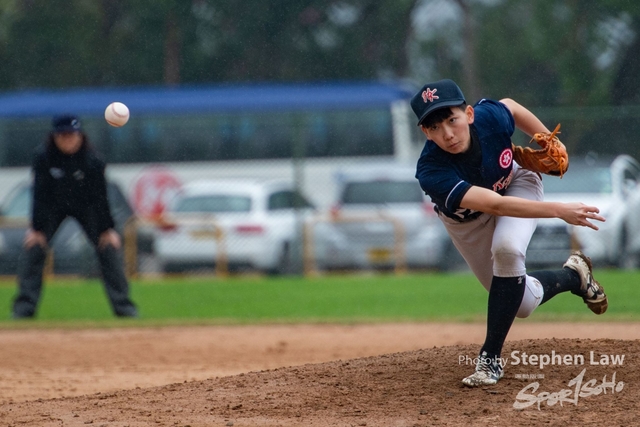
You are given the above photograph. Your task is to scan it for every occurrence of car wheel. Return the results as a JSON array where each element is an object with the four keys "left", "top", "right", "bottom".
[
  {"left": 162, "top": 262, "right": 187, "bottom": 274},
  {"left": 267, "top": 242, "right": 293, "bottom": 276}
]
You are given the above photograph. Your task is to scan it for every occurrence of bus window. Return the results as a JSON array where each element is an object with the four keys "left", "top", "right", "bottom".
[{"left": 0, "top": 82, "right": 417, "bottom": 166}]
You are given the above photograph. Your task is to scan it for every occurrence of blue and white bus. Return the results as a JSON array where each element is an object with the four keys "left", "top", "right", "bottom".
[{"left": 0, "top": 81, "right": 422, "bottom": 208}]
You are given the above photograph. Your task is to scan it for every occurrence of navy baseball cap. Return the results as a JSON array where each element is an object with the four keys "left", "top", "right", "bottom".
[
  {"left": 411, "top": 79, "right": 466, "bottom": 126},
  {"left": 52, "top": 114, "right": 82, "bottom": 133}
]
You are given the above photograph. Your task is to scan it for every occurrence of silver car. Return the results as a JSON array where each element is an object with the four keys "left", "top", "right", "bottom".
[
  {"left": 153, "top": 179, "right": 315, "bottom": 275},
  {"left": 530, "top": 154, "right": 640, "bottom": 268},
  {"left": 311, "top": 165, "right": 465, "bottom": 272}
]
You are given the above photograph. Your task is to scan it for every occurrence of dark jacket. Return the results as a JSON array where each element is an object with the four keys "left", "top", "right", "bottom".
[{"left": 31, "top": 142, "right": 115, "bottom": 236}]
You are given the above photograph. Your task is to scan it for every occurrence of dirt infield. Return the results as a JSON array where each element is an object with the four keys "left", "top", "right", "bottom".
[{"left": 1, "top": 322, "right": 639, "bottom": 426}]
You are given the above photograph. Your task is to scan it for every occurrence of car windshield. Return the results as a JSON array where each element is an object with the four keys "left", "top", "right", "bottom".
[
  {"left": 174, "top": 195, "right": 252, "bottom": 213},
  {"left": 342, "top": 181, "right": 424, "bottom": 204},
  {"left": 542, "top": 166, "right": 612, "bottom": 194}
]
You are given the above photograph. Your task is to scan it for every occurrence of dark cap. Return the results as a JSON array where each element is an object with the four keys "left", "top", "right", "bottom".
[
  {"left": 52, "top": 114, "right": 82, "bottom": 133},
  {"left": 410, "top": 79, "right": 466, "bottom": 126}
]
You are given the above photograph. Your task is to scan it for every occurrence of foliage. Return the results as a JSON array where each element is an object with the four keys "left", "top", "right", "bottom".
[
  {"left": 0, "top": 0, "right": 417, "bottom": 88},
  {"left": 0, "top": 0, "right": 639, "bottom": 150},
  {"left": 411, "top": 0, "right": 638, "bottom": 107}
]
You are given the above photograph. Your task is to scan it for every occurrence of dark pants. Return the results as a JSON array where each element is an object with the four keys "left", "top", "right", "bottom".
[{"left": 12, "top": 211, "right": 137, "bottom": 318}]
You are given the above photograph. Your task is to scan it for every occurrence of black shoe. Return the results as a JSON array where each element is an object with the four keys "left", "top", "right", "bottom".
[
  {"left": 115, "top": 307, "right": 139, "bottom": 318},
  {"left": 12, "top": 312, "right": 34, "bottom": 320}
]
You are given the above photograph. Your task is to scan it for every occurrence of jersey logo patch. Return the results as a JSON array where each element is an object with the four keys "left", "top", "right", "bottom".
[
  {"left": 499, "top": 148, "right": 513, "bottom": 168},
  {"left": 49, "top": 167, "right": 64, "bottom": 179},
  {"left": 422, "top": 88, "right": 439, "bottom": 103}
]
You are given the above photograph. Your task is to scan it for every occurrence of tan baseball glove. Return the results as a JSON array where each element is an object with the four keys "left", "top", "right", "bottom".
[{"left": 512, "top": 124, "right": 569, "bottom": 178}]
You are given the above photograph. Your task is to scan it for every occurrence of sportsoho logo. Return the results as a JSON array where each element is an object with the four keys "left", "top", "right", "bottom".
[
  {"left": 513, "top": 367, "right": 624, "bottom": 410},
  {"left": 510, "top": 350, "right": 626, "bottom": 410},
  {"left": 459, "top": 350, "right": 626, "bottom": 410}
]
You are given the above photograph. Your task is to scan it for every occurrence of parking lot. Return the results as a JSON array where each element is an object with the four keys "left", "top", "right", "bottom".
[{"left": 2, "top": 153, "right": 640, "bottom": 279}]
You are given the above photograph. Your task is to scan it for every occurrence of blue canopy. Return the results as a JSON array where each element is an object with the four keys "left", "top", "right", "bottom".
[{"left": 0, "top": 81, "right": 415, "bottom": 118}]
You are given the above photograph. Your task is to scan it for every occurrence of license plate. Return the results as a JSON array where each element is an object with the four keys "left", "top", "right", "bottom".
[
  {"left": 368, "top": 247, "right": 392, "bottom": 263},
  {"left": 189, "top": 229, "right": 218, "bottom": 239}
]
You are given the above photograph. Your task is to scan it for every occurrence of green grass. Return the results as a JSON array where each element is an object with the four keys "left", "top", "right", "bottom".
[{"left": 0, "top": 269, "right": 638, "bottom": 327}]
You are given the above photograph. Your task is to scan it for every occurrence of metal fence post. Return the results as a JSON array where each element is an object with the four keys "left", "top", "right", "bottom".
[{"left": 123, "top": 216, "right": 138, "bottom": 279}]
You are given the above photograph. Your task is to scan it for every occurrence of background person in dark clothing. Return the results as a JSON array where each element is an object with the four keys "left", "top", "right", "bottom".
[{"left": 12, "top": 115, "right": 138, "bottom": 319}]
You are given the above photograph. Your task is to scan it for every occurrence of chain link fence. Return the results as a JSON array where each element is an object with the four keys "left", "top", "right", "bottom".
[{"left": 1, "top": 102, "right": 640, "bottom": 279}]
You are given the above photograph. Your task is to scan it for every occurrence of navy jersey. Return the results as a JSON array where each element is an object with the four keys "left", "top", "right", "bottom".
[
  {"left": 415, "top": 99, "right": 515, "bottom": 222},
  {"left": 31, "top": 143, "right": 115, "bottom": 235}
]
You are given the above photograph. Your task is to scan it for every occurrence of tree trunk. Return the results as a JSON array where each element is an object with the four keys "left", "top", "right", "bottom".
[
  {"left": 453, "top": 0, "right": 480, "bottom": 103},
  {"left": 164, "top": 11, "right": 181, "bottom": 86}
]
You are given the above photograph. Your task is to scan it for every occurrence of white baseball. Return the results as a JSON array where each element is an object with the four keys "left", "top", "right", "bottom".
[{"left": 105, "top": 102, "right": 130, "bottom": 127}]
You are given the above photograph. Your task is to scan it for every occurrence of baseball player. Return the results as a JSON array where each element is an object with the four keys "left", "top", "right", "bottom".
[
  {"left": 12, "top": 115, "right": 138, "bottom": 319},
  {"left": 411, "top": 79, "right": 607, "bottom": 386}
]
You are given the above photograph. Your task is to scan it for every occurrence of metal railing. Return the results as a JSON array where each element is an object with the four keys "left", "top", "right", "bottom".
[
  {"left": 124, "top": 214, "right": 229, "bottom": 278},
  {"left": 0, "top": 213, "right": 415, "bottom": 278}
]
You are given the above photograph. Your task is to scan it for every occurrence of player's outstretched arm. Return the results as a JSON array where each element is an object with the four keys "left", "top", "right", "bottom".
[
  {"left": 500, "top": 98, "right": 549, "bottom": 137},
  {"left": 460, "top": 186, "right": 605, "bottom": 230}
]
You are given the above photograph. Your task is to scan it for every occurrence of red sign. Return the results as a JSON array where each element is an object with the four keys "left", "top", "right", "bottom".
[{"left": 131, "top": 167, "right": 182, "bottom": 218}]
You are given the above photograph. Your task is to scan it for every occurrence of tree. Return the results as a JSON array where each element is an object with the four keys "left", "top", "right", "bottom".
[{"left": 0, "top": 0, "right": 419, "bottom": 88}]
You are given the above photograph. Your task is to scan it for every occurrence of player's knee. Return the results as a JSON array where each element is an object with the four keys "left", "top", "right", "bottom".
[
  {"left": 516, "top": 301, "right": 535, "bottom": 318},
  {"left": 491, "top": 242, "right": 525, "bottom": 265},
  {"left": 516, "top": 276, "right": 544, "bottom": 318}
]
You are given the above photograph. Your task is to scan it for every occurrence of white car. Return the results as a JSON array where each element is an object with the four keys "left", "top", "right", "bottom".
[
  {"left": 153, "top": 179, "right": 315, "bottom": 274},
  {"left": 535, "top": 154, "right": 640, "bottom": 268},
  {"left": 311, "top": 164, "right": 465, "bottom": 272}
]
